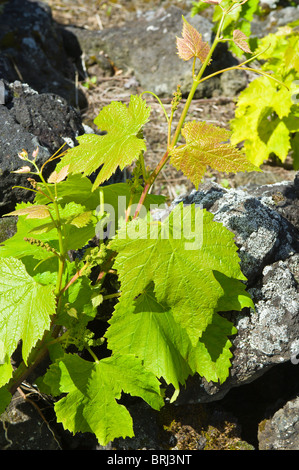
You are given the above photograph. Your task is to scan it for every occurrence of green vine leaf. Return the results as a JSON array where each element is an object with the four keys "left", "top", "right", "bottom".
[
  {"left": 106, "top": 284, "right": 238, "bottom": 392},
  {"left": 0, "top": 201, "right": 98, "bottom": 260},
  {"left": 0, "top": 360, "right": 13, "bottom": 389},
  {"left": 43, "top": 353, "right": 164, "bottom": 445},
  {"left": 106, "top": 285, "right": 193, "bottom": 392},
  {"left": 176, "top": 16, "right": 210, "bottom": 62},
  {"left": 0, "top": 257, "right": 56, "bottom": 364},
  {"left": 34, "top": 174, "right": 101, "bottom": 209},
  {"left": 230, "top": 75, "right": 298, "bottom": 167},
  {"left": 109, "top": 203, "right": 250, "bottom": 346},
  {"left": 170, "top": 121, "right": 259, "bottom": 187},
  {"left": 0, "top": 387, "right": 12, "bottom": 415},
  {"left": 57, "top": 95, "right": 151, "bottom": 190},
  {"left": 230, "top": 26, "right": 299, "bottom": 168}
]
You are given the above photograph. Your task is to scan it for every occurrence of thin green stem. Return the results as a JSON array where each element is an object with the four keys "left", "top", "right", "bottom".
[
  {"left": 52, "top": 200, "right": 66, "bottom": 295},
  {"left": 86, "top": 346, "right": 99, "bottom": 363},
  {"left": 102, "top": 292, "right": 121, "bottom": 300},
  {"left": 133, "top": 11, "right": 227, "bottom": 219},
  {"left": 197, "top": 65, "right": 288, "bottom": 90},
  {"left": 11, "top": 185, "right": 39, "bottom": 194},
  {"left": 169, "top": 79, "right": 199, "bottom": 151},
  {"left": 99, "top": 188, "right": 105, "bottom": 217},
  {"left": 133, "top": 149, "right": 170, "bottom": 219},
  {"left": 169, "top": 10, "right": 226, "bottom": 151},
  {"left": 141, "top": 91, "right": 169, "bottom": 123},
  {"left": 8, "top": 325, "right": 61, "bottom": 396},
  {"left": 168, "top": 110, "right": 174, "bottom": 147},
  {"left": 237, "top": 67, "right": 289, "bottom": 89}
]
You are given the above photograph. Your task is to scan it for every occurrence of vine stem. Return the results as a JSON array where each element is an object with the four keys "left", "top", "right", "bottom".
[
  {"left": 133, "top": 149, "right": 170, "bottom": 219},
  {"left": 7, "top": 162, "right": 68, "bottom": 395},
  {"left": 8, "top": 325, "right": 61, "bottom": 396},
  {"left": 132, "top": 9, "right": 227, "bottom": 220}
]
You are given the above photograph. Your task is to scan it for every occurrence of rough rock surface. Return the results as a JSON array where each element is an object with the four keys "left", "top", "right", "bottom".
[
  {"left": 168, "top": 179, "right": 299, "bottom": 404},
  {"left": 66, "top": 6, "right": 247, "bottom": 98},
  {"left": 0, "top": 0, "right": 86, "bottom": 107},
  {"left": 0, "top": 80, "right": 85, "bottom": 215},
  {"left": 241, "top": 173, "right": 299, "bottom": 233},
  {"left": 251, "top": 5, "right": 299, "bottom": 38},
  {"left": 258, "top": 396, "right": 299, "bottom": 450},
  {"left": 0, "top": 389, "right": 60, "bottom": 450}
]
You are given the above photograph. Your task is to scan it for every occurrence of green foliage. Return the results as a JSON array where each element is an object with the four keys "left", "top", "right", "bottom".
[
  {"left": 106, "top": 283, "right": 243, "bottom": 392},
  {"left": 230, "top": 26, "right": 299, "bottom": 168},
  {"left": 0, "top": 257, "right": 56, "bottom": 364},
  {"left": 43, "top": 353, "right": 164, "bottom": 445},
  {"left": 109, "top": 203, "right": 253, "bottom": 346},
  {"left": 0, "top": 3, "right": 262, "bottom": 446},
  {"left": 57, "top": 95, "right": 151, "bottom": 191}
]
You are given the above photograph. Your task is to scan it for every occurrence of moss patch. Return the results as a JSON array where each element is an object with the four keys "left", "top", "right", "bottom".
[{"left": 158, "top": 402, "right": 254, "bottom": 450}]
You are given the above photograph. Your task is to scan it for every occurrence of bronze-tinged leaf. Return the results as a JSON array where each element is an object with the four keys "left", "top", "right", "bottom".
[
  {"left": 170, "top": 121, "right": 260, "bottom": 187},
  {"left": 202, "top": 0, "right": 222, "bottom": 3},
  {"left": 176, "top": 17, "right": 210, "bottom": 63},
  {"left": 12, "top": 166, "right": 31, "bottom": 174},
  {"left": 4, "top": 205, "right": 51, "bottom": 220},
  {"left": 48, "top": 165, "right": 69, "bottom": 184},
  {"left": 233, "top": 30, "right": 252, "bottom": 54}
]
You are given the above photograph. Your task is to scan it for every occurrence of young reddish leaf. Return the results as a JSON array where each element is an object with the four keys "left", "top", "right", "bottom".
[
  {"left": 4, "top": 204, "right": 51, "bottom": 220},
  {"left": 170, "top": 121, "right": 260, "bottom": 187},
  {"left": 201, "top": 0, "right": 222, "bottom": 3},
  {"left": 12, "top": 166, "right": 31, "bottom": 174},
  {"left": 176, "top": 17, "right": 210, "bottom": 63},
  {"left": 48, "top": 165, "right": 69, "bottom": 184},
  {"left": 233, "top": 29, "right": 252, "bottom": 54}
]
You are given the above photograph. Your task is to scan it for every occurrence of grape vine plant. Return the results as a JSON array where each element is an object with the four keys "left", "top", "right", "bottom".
[{"left": 0, "top": 0, "right": 283, "bottom": 445}]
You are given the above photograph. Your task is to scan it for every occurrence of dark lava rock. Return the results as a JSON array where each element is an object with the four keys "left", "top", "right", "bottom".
[
  {"left": 0, "top": 0, "right": 86, "bottom": 107},
  {"left": 66, "top": 6, "right": 247, "bottom": 98},
  {"left": 258, "top": 396, "right": 299, "bottom": 450},
  {"left": 163, "top": 178, "right": 299, "bottom": 404},
  {"left": 242, "top": 174, "right": 299, "bottom": 233},
  {"left": 0, "top": 80, "right": 85, "bottom": 216},
  {"left": 0, "top": 389, "right": 61, "bottom": 450}
]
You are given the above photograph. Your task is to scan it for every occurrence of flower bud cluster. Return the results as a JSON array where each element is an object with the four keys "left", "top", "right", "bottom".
[{"left": 23, "top": 237, "right": 58, "bottom": 255}]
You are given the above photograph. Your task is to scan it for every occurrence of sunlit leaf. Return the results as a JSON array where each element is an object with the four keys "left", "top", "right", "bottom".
[
  {"left": 0, "top": 257, "right": 56, "bottom": 364},
  {"left": 170, "top": 121, "right": 259, "bottom": 187},
  {"left": 233, "top": 29, "right": 252, "bottom": 54},
  {"left": 48, "top": 165, "right": 69, "bottom": 183},
  {"left": 4, "top": 205, "right": 51, "bottom": 220},
  {"left": 57, "top": 95, "right": 151, "bottom": 190},
  {"left": 176, "top": 16, "right": 210, "bottom": 63}
]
